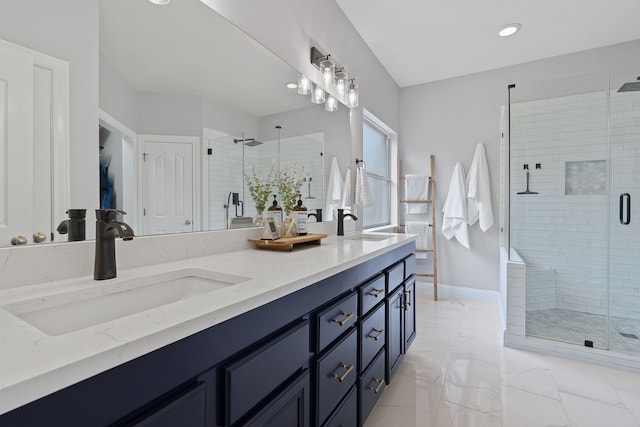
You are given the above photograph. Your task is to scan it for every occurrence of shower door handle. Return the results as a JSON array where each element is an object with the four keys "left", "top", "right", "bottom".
[{"left": 619, "top": 193, "right": 631, "bottom": 225}]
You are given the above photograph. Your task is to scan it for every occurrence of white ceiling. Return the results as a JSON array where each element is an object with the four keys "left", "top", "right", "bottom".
[
  {"left": 335, "top": 0, "right": 640, "bottom": 87},
  {"left": 100, "top": 0, "right": 309, "bottom": 118}
]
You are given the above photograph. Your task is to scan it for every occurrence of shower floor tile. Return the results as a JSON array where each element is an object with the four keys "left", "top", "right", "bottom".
[{"left": 526, "top": 308, "right": 640, "bottom": 354}]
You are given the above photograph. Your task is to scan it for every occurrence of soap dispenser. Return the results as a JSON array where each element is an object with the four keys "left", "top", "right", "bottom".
[
  {"left": 292, "top": 194, "right": 308, "bottom": 236},
  {"left": 267, "top": 194, "right": 282, "bottom": 226}
]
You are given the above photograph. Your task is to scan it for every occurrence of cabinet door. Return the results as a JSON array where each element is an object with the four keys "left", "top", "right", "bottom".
[
  {"left": 244, "top": 371, "right": 310, "bottom": 427},
  {"left": 403, "top": 279, "right": 416, "bottom": 352},
  {"left": 323, "top": 385, "right": 357, "bottom": 427},
  {"left": 131, "top": 382, "right": 207, "bottom": 427},
  {"left": 386, "top": 285, "right": 404, "bottom": 381}
]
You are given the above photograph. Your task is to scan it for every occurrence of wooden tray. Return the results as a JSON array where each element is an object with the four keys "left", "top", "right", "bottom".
[{"left": 248, "top": 233, "right": 328, "bottom": 251}]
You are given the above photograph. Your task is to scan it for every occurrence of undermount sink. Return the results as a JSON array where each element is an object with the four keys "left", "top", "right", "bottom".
[
  {"left": 3, "top": 269, "right": 251, "bottom": 336},
  {"left": 346, "top": 234, "right": 391, "bottom": 242}
]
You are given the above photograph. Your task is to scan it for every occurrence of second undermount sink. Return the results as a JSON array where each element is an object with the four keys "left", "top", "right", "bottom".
[
  {"left": 3, "top": 269, "right": 251, "bottom": 336},
  {"left": 346, "top": 233, "right": 391, "bottom": 242}
]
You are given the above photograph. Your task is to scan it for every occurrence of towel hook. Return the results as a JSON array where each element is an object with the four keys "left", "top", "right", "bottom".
[{"left": 355, "top": 158, "right": 366, "bottom": 167}]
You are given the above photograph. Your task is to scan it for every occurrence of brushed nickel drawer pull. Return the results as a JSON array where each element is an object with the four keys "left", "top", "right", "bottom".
[
  {"left": 332, "top": 363, "right": 354, "bottom": 382},
  {"left": 332, "top": 312, "right": 354, "bottom": 326},
  {"left": 369, "top": 377, "right": 384, "bottom": 394},
  {"left": 367, "top": 288, "right": 384, "bottom": 297},
  {"left": 367, "top": 328, "right": 384, "bottom": 341}
]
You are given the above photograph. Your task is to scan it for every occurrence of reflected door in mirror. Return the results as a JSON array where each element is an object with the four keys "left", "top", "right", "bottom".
[{"left": 141, "top": 135, "right": 197, "bottom": 235}]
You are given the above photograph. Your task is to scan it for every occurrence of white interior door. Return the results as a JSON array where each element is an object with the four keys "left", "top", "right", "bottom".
[
  {"left": 141, "top": 135, "right": 198, "bottom": 235},
  {"left": 0, "top": 45, "right": 34, "bottom": 246}
]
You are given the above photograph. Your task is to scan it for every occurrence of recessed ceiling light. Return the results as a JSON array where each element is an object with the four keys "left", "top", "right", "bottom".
[
  {"left": 498, "top": 23, "right": 521, "bottom": 37},
  {"left": 285, "top": 82, "right": 298, "bottom": 89},
  {"left": 148, "top": 0, "right": 170, "bottom": 5}
]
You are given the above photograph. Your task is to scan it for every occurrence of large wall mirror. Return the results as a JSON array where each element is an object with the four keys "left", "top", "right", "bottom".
[{"left": 0, "top": 0, "right": 351, "bottom": 248}]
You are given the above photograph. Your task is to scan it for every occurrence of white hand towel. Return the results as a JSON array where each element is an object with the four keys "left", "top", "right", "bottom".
[
  {"left": 341, "top": 167, "right": 352, "bottom": 209},
  {"left": 405, "top": 174, "right": 429, "bottom": 214},
  {"left": 355, "top": 165, "right": 374, "bottom": 208},
  {"left": 466, "top": 142, "right": 494, "bottom": 231},
  {"left": 442, "top": 162, "right": 469, "bottom": 249},
  {"left": 406, "top": 221, "right": 430, "bottom": 259},
  {"left": 324, "top": 157, "right": 343, "bottom": 221}
]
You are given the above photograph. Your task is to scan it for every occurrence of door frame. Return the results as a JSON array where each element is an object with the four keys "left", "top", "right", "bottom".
[
  {"left": 137, "top": 134, "right": 201, "bottom": 235},
  {"left": 99, "top": 110, "right": 138, "bottom": 232}
]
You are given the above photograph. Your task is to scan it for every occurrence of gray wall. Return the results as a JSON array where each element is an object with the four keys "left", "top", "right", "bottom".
[
  {"left": 400, "top": 39, "right": 640, "bottom": 291},
  {"left": 99, "top": 55, "right": 139, "bottom": 131}
]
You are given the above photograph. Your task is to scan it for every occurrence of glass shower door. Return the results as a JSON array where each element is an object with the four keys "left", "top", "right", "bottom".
[
  {"left": 510, "top": 70, "right": 611, "bottom": 349},
  {"left": 608, "top": 66, "right": 640, "bottom": 356}
]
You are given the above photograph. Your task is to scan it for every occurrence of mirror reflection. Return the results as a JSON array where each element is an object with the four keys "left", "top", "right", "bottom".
[{"left": 98, "top": 0, "right": 338, "bottom": 236}]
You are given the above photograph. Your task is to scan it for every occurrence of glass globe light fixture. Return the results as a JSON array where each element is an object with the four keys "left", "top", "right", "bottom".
[
  {"left": 325, "top": 95, "right": 338, "bottom": 112},
  {"left": 320, "top": 57, "right": 336, "bottom": 88},
  {"left": 311, "top": 84, "right": 326, "bottom": 104},
  {"left": 297, "top": 74, "right": 312, "bottom": 95},
  {"left": 335, "top": 70, "right": 349, "bottom": 97},
  {"left": 347, "top": 79, "right": 359, "bottom": 108}
]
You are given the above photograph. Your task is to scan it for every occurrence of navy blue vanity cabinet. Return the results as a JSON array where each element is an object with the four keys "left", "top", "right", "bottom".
[
  {"left": 359, "top": 349, "right": 386, "bottom": 423},
  {"left": 404, "top": 277, "right": 416, "bottom": 351},
  {"left": 359, "top": 274, "right": 386, "bottom": 316},
  {"left": 128, "top": 382, "right": 208, "bottom": 427},
  {"left": 385, "top": 255, "right": 417, "bottom": 383},
  {"left": 221, "top": 319, "right": 310, "bottom": 426},
  {"left": 360, "top": 303, "right": 386, "bottom": 372},
  {"left": 315, "top": 327, "right": 358, "bottom": 426},
  {"left": 243, "top": 370, "right": 310, "bottom": 427},
  {"left": 0, "top": 242, "right": 416, "bottom": 427},
  {"left": 322, "top": 385, "right": 357, "bottom": 427},
  {"left": 386, "top": 283, "right": 405, "bottom": 379}
]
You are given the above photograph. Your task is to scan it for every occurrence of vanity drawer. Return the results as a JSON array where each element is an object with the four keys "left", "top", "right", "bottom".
[
  {"left": 404, "top": 254, "right": 416, "bottom": 278},
  {"left": 360, "top": 303, "right": 386, "bottom": 372},
  {"left": 222, "top": 319, "right": 309, "bottom": 426},
  {"left": 316, "top": 328, "right": 357, "bottom": 426},
  {"left": 387, "top": 262, "right": 404, "bottom": 293},
  {"left": 359, "top": 274, "right": 386, "bottom": 316},
  {"left": 315, "top": 291, "right": 358, "bottom": 352},
  {"left": 360, "top": 349, "right": 386, "bottom": 423},
  {"left": 322, "top": 385, "right": 357, "bottom": 427}
]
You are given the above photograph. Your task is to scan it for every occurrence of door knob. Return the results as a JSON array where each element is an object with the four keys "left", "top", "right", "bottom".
[
  {"left": 33, "top": 232, "right": 47, "bottom": 243},
  {"left": 11, "top": 235, "right": 27, "bottom": 245},
  {"left": 185, "top": 219, "right": 191, "bottom": 225}
]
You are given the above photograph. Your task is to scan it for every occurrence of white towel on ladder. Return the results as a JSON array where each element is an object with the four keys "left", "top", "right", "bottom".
[
  {"left": 406, "top": 221, "right": 430, "bottom": 259},
  {"left": 324, "top": 157, "right": 343, "bottom": 221},
  {"left": 405, "top": 174, "right": 429, "bottom": 214},
  {"left": 341, "top": 167, "right": 352, "bottom": 209},
  {"left": 442, "top": 162, "right": 469, "bottom": 249},
  {"left": 466, "top": 142, "right": 494, "bottom": 231},
  {"left": 355, "top": 164, "right": 374, "bottom": 208}
]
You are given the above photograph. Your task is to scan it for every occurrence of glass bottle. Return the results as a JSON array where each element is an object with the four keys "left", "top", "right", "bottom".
[
  {"left": 267, "top": 194, "right": 282, "bottom": 227},
  {"left": 292, "top": 194, "right": 308, "bottom": 236}
]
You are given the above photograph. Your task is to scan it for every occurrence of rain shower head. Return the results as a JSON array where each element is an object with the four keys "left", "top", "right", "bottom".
[
  {"left": 233, "top": 138, "right": 263, "bottom": 147},
  {"left": 618, "top": 77, "right": 640, "bottom": 92}
]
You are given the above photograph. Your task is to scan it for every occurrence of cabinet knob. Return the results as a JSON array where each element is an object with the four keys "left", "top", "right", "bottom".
[
  {"left": 33, "top": 232, "right": 47, "bottom": 243},
  {"left": 185, "top": 219, "right": 191, "bottom": 225},
  {"left": 11, "top": 235, "right": 27, "bottom": 245}
]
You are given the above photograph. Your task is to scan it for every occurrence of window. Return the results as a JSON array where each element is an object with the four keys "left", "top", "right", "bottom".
[{"left": 362, "top": 119, "right": 391, "bottom": 228}]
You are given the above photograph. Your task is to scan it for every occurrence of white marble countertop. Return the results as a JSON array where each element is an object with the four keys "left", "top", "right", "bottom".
[{"left": 0, "top": 232, "right": 415, "bottom": 415}]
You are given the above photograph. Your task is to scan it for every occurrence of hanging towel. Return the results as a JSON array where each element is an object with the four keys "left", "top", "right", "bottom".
[
  {"left": 466, "top": 142, "right": 494, "bottom": 232},
  {"left": 442, "top": 162, "right": 469, "bottom": 249},
  {"left": 324, "top": 157, "right": 343, "bottom": 221},
  {"left": 355, "top": 164, "right": 374, "bottom": 208},
  {"left": 406, "top": 221, "right": 430, "bottom": 259},
  {"left": 341, "top": 167, "right": 352, "bottom": 210},
  {"left": 405, "top": 174, "right": 430, "bottom": 214}
]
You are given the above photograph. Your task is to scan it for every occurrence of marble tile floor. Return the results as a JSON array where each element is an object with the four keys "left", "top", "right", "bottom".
[
  {"left": 526, "top": 308, "right": 640, "bottom": 355},
  {"left": 364, "top": 291, "right": 640, "bottom": 427}
]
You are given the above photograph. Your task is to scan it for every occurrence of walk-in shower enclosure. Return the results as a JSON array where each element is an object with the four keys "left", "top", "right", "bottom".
[{"left": 506, "top": 65, "right": 640, "bottom": 364}]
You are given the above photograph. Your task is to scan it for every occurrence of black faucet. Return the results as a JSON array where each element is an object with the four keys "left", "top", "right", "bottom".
[
  {"left": 94, "top": 209, "right": 135, "bottom": 280},
  {"left": 337, "top": 209, "right": 357, "bottom": 236},
  {"left": 56, "top": 209, "right": 87, "bottom": 242},
  {"left": 307, "top": 208, "right": 323, "bottom": 223}
]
